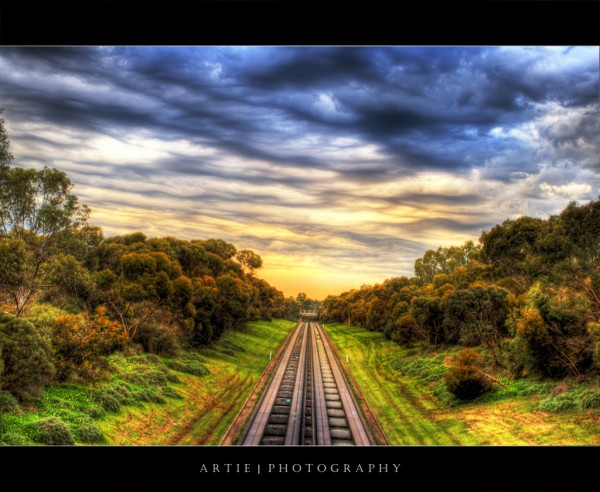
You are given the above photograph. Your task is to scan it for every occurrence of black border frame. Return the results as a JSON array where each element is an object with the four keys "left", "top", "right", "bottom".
[{"left": 0, "top": 2, "right": 599, "bottom": 491}]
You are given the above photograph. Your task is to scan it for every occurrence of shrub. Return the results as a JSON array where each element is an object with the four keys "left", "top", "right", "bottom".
[
  {"left": 579, "top": 389, "right": 600, "bottom": 409},
  {"left": 111, "top": 381, "right": 134, "bottom": 400},
  {"left": 142, "top": 354, "right": 163, "bottom": 365},
  {"left": 161, "top": 386, "right": 182, "bottom": 399},
  {"left": 134, "top": 389, "right": 154, "bottom": 403},
  {"left": 134, "top": 322, "right": 180, "bottom": 357},
  {"left": 24, "top": 303, "right": 69, "bottom": 332},
  {"left": 92, "top": 390, "right": 121, "bottom": 413},
  {"left": 444, "top": 349, "right": 493, "bottom": 400},
  {"left": 539, "top": 395, "right": 577, "bottom": 413},
  {"left": 0, "top": 316, "right": 55, "bottom": 402},
  {"left": 70, "top": 416, "right": 106, "bottom": 444},
  {"left": 0, "top": 343, "right": 4, "bottom": 384},
  {"left": 392, "top": 313, "right": 417, "bottom": 346},
  {"left": 86, "top": 404, "right": 106, "bottom": 419},
  {"left": 146, "top": 390, "right": 165, "bottom": 404},
  {"left": 105, "top": 386, "right": 132, "bottom": 405},
  {"left": 1, "top": 432, "right": 33, "bottom": 445},
  {"left": 34, "top": 417, "right": 75, "bottom": 445},
  {"left": 166, "top": 372, "right": 181, "bottom": 384},
  {"left": 122, "top": 367, "right": 169, "bottom": 386},
  {"left": 167, "top": 357, "right": 210, "bottom": 377},
  {"left": 51, "top": 307, "right": 126, "bottom": 382},
  {"left": 0, "top": 390, "right": 21, "bottom": 414},
  {"left": 507, "top": 335, "right": 534, "bottom": 379}
]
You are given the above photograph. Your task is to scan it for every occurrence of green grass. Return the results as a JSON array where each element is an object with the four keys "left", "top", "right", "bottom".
[
  {"left": 97, "top": 318, "right": 295, "bottom": 445},
  {"left": 0, "top": 319, "right": 295, "bottom": 446},
  {"left": 323, "top": 322, "right": 600, "bottom": 445}
]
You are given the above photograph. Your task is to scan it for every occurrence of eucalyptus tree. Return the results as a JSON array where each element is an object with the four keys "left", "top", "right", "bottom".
[{"left": 0, "top": 120, "right": 90, "bottom": 315}]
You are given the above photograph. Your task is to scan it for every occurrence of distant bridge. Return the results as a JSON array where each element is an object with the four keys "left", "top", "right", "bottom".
[{"left": 299, "top": 310, "right": 318, "bottom": 318}]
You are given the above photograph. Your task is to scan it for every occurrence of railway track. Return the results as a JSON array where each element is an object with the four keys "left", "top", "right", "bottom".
[{"left": 240, "top": 322, "right": 375, "bottom": 446}]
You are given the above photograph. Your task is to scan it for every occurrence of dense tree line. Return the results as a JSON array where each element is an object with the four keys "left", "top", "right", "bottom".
[
  {"left": 0, "top": 112, "right": 302, "bottom": 403},
  {"left": 322, "top": 199, "right": 600, "bottom": 385}
]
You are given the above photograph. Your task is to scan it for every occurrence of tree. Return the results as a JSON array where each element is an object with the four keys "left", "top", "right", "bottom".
[
  {"left": 235, "top": 249, "right": 263, "bottom": 275},
  {"left": 0, "top": 237, "right": 36, "bottom": 315},
  {"left": 546, "top": 200, "right": 600, "bottom": 309},
  {"left": 0, "top": 164, "right": 90, "bottom": 315},
  {"left": 443, "top": 285, "right": 512, "bottom": 364},
  {"left": 215, "top": 272, "right": 252, "bottom": 332},
  {"left": 0, "top": 166, "right": 89, "bottom": 243},
  {"left": 410, "top": 295, "right": 444, "bottom": 345},
  {"left": 0, "top": 108, "right": 14, "bottom": 168},
  {"left": 98, "top": 252, "right": 182, "bottom": 343},
  {"left": 480, "top": 216, "right": 547, "bottom": 290},
  {"left": 44, "top": 253, "right": 97, "bottom": 312},
  {"left": 190, "top": 275, "right": 220, "bottom": 346},
  {"left": 414, "top": 241, "right": 479, "bottom": 286},
  {"left": 202, "top": 238, "right": 237, "bottom": 260},
  {"left": 516, "top": 284, "right": 594, "bottom": 377}
]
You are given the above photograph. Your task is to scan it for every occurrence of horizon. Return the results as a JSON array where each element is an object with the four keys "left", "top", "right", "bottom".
[{"left": 0, "top": 46, "right": 598, "bottom": 298}]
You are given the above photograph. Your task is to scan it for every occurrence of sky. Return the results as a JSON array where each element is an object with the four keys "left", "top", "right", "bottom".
[{"left": 0, "top": 47, "right": 598, "bottom": 299}]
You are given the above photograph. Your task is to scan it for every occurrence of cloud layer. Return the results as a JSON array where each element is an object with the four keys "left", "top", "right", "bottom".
[{"left": 0, "top": 47, "right": 598, "bottom": 298}]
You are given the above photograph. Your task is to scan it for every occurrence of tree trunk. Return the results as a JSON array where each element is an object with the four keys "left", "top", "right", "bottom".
[{"left": 481, "top": 372, "right": 509, "bottom": 389}]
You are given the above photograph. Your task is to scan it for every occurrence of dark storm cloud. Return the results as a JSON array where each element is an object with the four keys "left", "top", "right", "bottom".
[
  {"left": 0, "top": 46, "right": 598, "bottom": 290},
  {"left": 2, "top": 46, "right": 597, "bottom": 182},
  {"left": 242, "top": 47, "right": 382, "bottom": 89}
]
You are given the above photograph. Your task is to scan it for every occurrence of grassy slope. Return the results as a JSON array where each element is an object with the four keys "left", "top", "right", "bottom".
[
  {"left": 99, "top": 319, "right": 295, "bottom": 445},
  {"left": 323, "top": 322, "right": 600, "bottom": 445},
  {"left": 0, "top": 319, "right": 295, "bottom": 446}
]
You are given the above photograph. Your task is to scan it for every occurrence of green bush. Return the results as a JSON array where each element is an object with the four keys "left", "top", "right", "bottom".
[
  {"left": 0, "top": 432, "right": 33, "bottom": 445},
  {"left": 33, "top": 417, "right": 75, "bottom": 445},
  {"left": 147, "top": 390, "right": 165, "bottom": 404},
  {"left": 507, "top": 335, "right": 535, "bottom": 379},
  {"left": 513, "top": 380, "right": 555, "bottom": 397},
  {"left": 70, "top": 416, "right": 106, "bottom": 444},
  {"left": 539, "top": 395, "right": 577, "bottom": 413},
  {"left": 111, "top": 381, "right": 134, "bottom": 401},
  {"left": 161, "top": 386, "right": 182, "bottom": 399},
  {"left": 444, "top": 349, "right": 493, "bottom": 400},
  {"left": 134, "top": 323, "right": 180, "bottom": 357},
  {"left": 0, "top": 345, "right": 3, "bottom": 386},
  {"left": 86, "top": 404, "right": 106, "bottom": 419},
  {"left": 0, "top": 316, "right": 55, "bottom": 402},
  {"left": 134, "top": 389, "right": 154, "bottom": 403},
  {"left": 167, "top": 356, "right": 210, "bottom": 377},
  {"left": 579, "top": 389, "right": 600, "bottom": 409},
  {"left": 0, "top": 390, "right": 21, "bottom": 414},
  {"left": 92, "top": 390, "right": 121, "bottom": 413},
  {"left": 166, "top": 372, "right": 181, "bottom": 383},
  {"left": 122, "top": 367, "right": 169, "bottom": 386}
]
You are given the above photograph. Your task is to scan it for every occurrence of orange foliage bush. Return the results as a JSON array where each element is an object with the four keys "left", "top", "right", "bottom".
[{"left": 52, "top": 307, "right": 127, "bottom": 381}]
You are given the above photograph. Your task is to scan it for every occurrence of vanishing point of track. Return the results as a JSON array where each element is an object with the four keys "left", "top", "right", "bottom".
[{"left": 240, "top": 322, "right": 375, "bottom": 446}]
